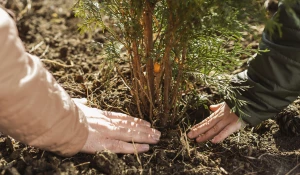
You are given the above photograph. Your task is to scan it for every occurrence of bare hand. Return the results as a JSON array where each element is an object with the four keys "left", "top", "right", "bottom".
[
  {"left": 187, "top": 102, "right": 245, "bottom": 143},
  {"left": 73, "top": 98, "right": 161, "bottom": 154}
]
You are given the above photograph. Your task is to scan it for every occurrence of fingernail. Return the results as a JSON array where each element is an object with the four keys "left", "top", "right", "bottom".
[
  {"left": 211, "top": 138, "right": 218, "bottom": 143},
  {"left": 152, "top": 134, "right": 161, "bottom": 141},
  {"left": 151, "top": 128, "right": 161, "bottom": 135},
  {"left": 143, "top": 121, "right": 151, "bottom": 127},
  {"left": 153, "top": 129, "right": 161, "bottom": 136},
  {"left": 141, "top": 144, "right": 149, "bottom": 151}
]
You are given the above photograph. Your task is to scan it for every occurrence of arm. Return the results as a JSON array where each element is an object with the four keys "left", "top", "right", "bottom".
[
  {"left": 0, "top": 9, "right": 89, "bottom": 156},
  {"left": 188, "top": 1, "right": 300, "bottom": 142}
]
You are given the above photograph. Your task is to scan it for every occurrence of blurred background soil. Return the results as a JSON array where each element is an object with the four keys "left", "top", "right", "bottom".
[{"left": 1, "top": 0, "right": 300, "bottom": 174}]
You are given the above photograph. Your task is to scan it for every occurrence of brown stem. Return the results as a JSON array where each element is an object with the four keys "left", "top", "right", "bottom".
[
  {"left": 160, "top": 0, "right": 177, "bottom": 125},
  {"left": 171, "top": 46, "right": 187, "bottom": 124},
  {"left": 132, "top": 41, "right": 147, "bottom": 118},
  {"left": 143, "top": 0, "right": 155, "bottom": 121},
  {"left": 162, "top": 37, "right": 174, "bottom": 124}
]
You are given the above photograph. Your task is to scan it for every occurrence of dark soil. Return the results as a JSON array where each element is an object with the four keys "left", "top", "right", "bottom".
[{"left": 1, "top": 0, "right": 300, "bottom": 175}]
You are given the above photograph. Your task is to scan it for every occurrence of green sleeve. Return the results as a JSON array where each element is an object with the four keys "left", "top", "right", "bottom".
[{"left": 225, "top": 2, "right": 300, "bottom": 126}]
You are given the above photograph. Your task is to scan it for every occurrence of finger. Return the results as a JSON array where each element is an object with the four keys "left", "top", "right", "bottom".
[
  {"left": 110, "top": 119, "right": 161, "bottom": 135},
  {"left": 190, "top": 103, "right": 225, "bottom": 131},
  {"left": 110, "top": 117, "right": 152, "bottom": 128},
  {"left": 103, "top": 139, "right": 150, "bottom": 154},
  {"left": 84, "top": 108, "right": 151, "bottom": 127},
  {"left": 87, "top": 118, "right": 160, "bottom": 144},
  {"left": 188, "top": 109, "right": 223, "bottom": 139},
  {"left": 81, "top": 136, "right": 150, "bottom": 154},
  {"left": 87, "top": 117, "right": 161, "bottom": 138},
  {"left": 87, "top": 117, "right": 159, "bottom": 135},
  {"left": 109, "top": 125, "right": 160, "bottom": 144},
  {"left": 100, "top": 110, "right": 151, "bottom": 127},
  {"left": 209, "top": 102, "right": 224, "bottom": 112},
  {"left": 72, "top": 98, "right": 88, "bottom": 105},
  {"left": 195, "top": 120, "right": 226, "bottom": 143},
  {"left": 211, "top": 120, "right": 242, "bottom": 143}
]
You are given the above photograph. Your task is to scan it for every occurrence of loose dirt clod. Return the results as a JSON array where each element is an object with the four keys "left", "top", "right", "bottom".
[{"left": 275, "top": 105, "right": 300, "bottom": 136}]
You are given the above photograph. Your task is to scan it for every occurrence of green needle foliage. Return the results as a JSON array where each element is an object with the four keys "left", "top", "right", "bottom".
[{"left": 74, "top": 0, "right": 267, "bottom": 126}]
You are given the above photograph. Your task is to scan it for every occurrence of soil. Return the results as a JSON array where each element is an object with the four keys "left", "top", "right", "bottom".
[{"left": 1, "top": 0, "right": 300, "bottom": 175}]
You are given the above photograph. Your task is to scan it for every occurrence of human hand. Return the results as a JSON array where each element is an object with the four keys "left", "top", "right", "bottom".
[
  {"left": 73, "top": 98, "right": 161, "bottom": 154},
  {"left": 187, "top": 102, "right": 246, "bottom": 143}
]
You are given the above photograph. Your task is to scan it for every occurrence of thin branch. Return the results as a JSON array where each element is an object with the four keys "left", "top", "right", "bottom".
[
  {"left": 285, "top": 163, "right": 300, "bottom": 175},
  {"left": 171, "top": 45, "right": 187, "bottom": 124}
]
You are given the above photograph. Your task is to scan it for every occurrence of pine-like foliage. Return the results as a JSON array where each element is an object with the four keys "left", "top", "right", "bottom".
[{"left": 74, "top": 0, "right": 267, "bottom": 125}]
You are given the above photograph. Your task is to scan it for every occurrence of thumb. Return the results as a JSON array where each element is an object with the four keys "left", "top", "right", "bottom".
[{"left": 209, "top": 103, "right": 224, "bottom": 112}]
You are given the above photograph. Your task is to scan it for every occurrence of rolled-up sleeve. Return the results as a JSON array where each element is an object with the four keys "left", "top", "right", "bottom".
[{"left": 0, "top": 9, "right": 88, "bottom": 157}]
